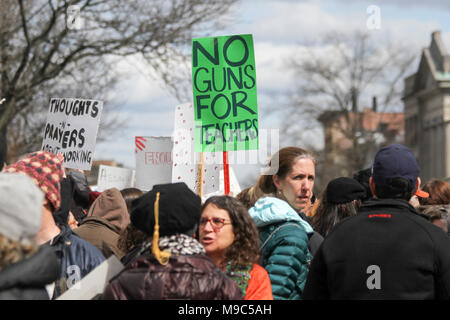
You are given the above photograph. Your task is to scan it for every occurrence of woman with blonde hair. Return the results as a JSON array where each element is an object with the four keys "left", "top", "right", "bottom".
[
  {"left": 250, "top": 147, "right": 317, "bottom": 214},
  {"left": 246, "top": 146, "right": 322, "bottom": 299}
]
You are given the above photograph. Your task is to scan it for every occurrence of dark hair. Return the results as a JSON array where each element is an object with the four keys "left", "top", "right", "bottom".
[
  {"left": 117, "top": 223, "right": 149, "bottom": 254},
  {"left": 374, "top": 177, "right": 415, "bottom": 201},
  {"left": 235, "top": 186, "right": 265, "bottom": 210},
  {"left": 419, "top": 179, "right": 450, "bottom": 205},
  {"left": 311, "top": 188, "right": 361, "bottom": 237},
  {"left": 235, "top": 187, "right": 252, "bottom": 209},
  {"left": 253, "top": 146, "right": 316, "bottom": 198},
  {"left": 202, "top": 196, "right": 260, "bottom": 266},
  {"left": 117, "top": 188, "right": 148, "bottom": 254},
  {"left": 120, "top": 188, "right": 144, "bottom": 213}
]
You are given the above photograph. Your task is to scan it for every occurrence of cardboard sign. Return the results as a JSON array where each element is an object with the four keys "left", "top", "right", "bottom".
[
  {"left": 192, "top": 34, "right": 258, "bottom": 152},
  {"left": 41, "top": 98, "right": 103, "bottom": 170},
  {"left": 57, "top": 255, "right": 124, "bottom": 300},
  {"left": 135, "top": 136, "right": 173, "bottom": 191},
  {"left": 172, "top": 103, "right": 221, "bottom": 195},
  {"left": 97, "top": 165, "right": 135, "bottom": 192}
]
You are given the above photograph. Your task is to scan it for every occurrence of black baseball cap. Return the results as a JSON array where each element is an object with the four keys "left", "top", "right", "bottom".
[{"left": 372, "top": 144, "right": 429, "bottom": 198}]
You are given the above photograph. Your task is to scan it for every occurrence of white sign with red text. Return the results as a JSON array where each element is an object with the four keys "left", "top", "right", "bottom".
[{"left": 135, "top": 136, "right": 173, "bottom": 191}]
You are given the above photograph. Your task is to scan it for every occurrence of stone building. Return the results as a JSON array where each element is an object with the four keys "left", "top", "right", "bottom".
[
  {"left": 318, "top": 106, "right": 404, "bottom": 186},
  {"left": 403, "top": 31, "right": 450, "bottom": 181}
]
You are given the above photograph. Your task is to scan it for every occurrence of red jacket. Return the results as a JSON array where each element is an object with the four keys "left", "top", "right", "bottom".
[{"left": 245, "top": 264, "right": 274, "bottom": 300}]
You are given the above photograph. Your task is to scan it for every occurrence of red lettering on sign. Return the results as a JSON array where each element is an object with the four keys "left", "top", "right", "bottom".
[{"left": 144, "top": 152, "right": 173, "bottom": 165}]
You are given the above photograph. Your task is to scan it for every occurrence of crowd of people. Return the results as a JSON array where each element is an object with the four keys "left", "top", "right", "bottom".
[{"left": 1, "top": 143, "right": 450, "bottom": 300}]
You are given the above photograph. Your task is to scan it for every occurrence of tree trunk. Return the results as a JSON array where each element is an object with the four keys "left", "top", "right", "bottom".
[{"left": 0, "top": 125, "right": 7, "bottom": 170}]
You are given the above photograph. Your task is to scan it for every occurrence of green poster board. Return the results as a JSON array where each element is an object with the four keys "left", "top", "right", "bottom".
[{"left": 192, "top": 34, "right": 258, "bottom": 152}]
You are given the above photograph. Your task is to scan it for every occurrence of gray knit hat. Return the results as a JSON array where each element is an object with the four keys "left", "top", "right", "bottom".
[{"left": 0, "top": 173, "right": 44, "bottom": 241}]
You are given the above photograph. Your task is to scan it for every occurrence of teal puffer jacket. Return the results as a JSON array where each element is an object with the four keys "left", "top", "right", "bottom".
[{"left": 249, "top": 197, "right": 313, "bottom": 300}]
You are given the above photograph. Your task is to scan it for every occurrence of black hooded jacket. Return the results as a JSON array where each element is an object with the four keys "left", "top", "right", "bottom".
[
  {"left": 303, "top": 198, "right": 450, "bottom": 300},
  {"left": 0, "top": 244, "right": 60, "bottom": 300}
]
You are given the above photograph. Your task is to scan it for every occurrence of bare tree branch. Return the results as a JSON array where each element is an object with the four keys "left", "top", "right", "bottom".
[
  {"left": 284, "top": 31, "right": 417, "bottom": 186},
  {"left": 0, "top": 0, "right": 238, "bottom": 166}
]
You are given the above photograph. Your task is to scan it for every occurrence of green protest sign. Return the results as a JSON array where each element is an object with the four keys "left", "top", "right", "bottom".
[{"left": 192, "top": 34, "right": 258, "bottom": 152}]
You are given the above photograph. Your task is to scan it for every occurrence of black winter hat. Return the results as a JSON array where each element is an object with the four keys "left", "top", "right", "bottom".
[
  {"left": 326, "top": 177, "right": 366, "bottom": 204},
  {"left": 67, "top": 170, "right": 91, "bottom": 209},
  {"left": 53, "top": 177, "right": 74, "bottom": 226},
  {"left": 130, "top": 182, "right": 201, "bottom": 237}
]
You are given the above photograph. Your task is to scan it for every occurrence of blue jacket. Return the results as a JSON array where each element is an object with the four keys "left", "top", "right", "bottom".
[
  {"left": 50, "top": 225, "right": 105, "bottom": 298},
  {"left": 249, "top": 197, "right": 313, "bottom": 300}
]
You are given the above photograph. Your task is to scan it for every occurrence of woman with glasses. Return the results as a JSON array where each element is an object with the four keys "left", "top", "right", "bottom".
[
  {"left": 101, "top": 183, "right": 243, "bottom": 300},
  {"left": 198, "top": 196, "right": 273, "bottom": 300}
]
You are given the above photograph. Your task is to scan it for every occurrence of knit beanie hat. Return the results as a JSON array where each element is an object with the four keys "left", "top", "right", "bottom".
[
  {"left": 130, "top": 182, "right": 201, "bottom": 237},
  {"left": 326, "top": 177, "right": 367, "bottom": 204},
  {"left": 4, "top": 151, "right": 64, "bottom": 210},
  {"left": 0, "top": 173, "right": 44, "bottom": 241}
]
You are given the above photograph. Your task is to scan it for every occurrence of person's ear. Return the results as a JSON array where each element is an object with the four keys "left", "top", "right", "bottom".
[
  {"left": 415, "top": 177, "right": 421, "bottom": 193},
  {"left": 369, "top": 177, "right": 377, "bottom": 197},
  {"left": 272, "top": 175, "right": 281, "bottom": 191}
]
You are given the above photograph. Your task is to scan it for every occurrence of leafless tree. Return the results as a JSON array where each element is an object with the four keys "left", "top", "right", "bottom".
[
  {"left": 0, "top": 0, "right": 238, "bottom": 166},
  {"left": 284, "top": 31, "right": 417, "bottom": 188}
]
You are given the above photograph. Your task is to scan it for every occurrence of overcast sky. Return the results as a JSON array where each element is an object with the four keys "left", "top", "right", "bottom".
[{"left": 93, "top": 0, "right": 450, "bottom": 188}]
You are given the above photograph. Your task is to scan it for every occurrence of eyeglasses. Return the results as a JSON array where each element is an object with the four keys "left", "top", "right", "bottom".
[{"left": 199, "top": 217, "right": 232, "bottom": 230}]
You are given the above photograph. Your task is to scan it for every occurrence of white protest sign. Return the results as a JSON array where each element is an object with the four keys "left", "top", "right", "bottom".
[
  {"left": 135, "top": 136, "right": 173, "bottom": 191},
  {"left": 97, "top": 165, "right": 135, "bottom": 192},
  {"left": 41, "top": 98, "right": 103, "bottom": 170},
  {"left": 203, "top": 167, "right": 242, "bottom": 201},
  {"left": 172, "top": 103, "right": 220, "bottom": 195},
  {"left": 57, "top": 255, "right": 124, "bottom": 300},
  {"left": 226, "top": 166, "right": 241, "bottom": 196}
]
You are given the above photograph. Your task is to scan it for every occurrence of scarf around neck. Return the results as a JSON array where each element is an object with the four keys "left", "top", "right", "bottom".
[
  {"left": 158, "top": 234, "right": 206, "bottom": 256},
  {"left": 223, "top": 261, "right": 253, "bottom": 297}
]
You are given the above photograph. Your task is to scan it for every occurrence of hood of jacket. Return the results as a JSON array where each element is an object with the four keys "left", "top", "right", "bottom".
[
  {"left": 249, "top": 196, "right": 314, "bottom": 235},
  {"left": 85, "top": 188, "right": 130, "bottom": 232}
]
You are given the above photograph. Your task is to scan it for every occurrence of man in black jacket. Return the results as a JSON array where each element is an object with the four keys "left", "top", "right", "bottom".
[{"left": 303, "top": 144, "right": 450, "bottom": 300}]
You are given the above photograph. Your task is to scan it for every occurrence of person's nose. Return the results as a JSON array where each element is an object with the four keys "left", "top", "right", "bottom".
[
  {"left": 302, "top": 179, "right": 312, "bottom": 192},
  {"left": 202, "top": 219, "right": 215, "bottom": 232}
]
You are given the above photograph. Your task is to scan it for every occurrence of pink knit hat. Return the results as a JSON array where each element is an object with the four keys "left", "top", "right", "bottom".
[{"left": 4, "top": 151, "right": 64, "bottom": 210}]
